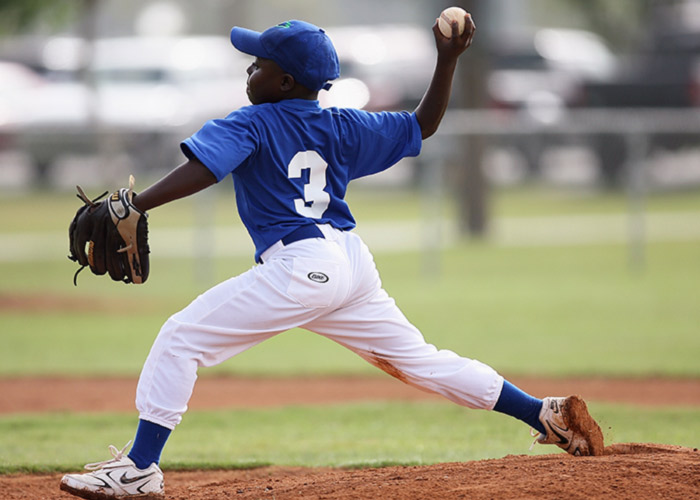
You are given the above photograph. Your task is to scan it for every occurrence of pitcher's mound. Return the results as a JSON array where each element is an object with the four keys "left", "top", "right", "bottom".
[
  {"left": 605, "top": 442, "right": 698, "bottom": 455},
  {"left": 4, "top": 443, "right": 698, "bottom": 500}
]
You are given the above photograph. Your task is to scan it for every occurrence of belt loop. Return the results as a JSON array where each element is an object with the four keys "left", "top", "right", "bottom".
[
  {"left": 316, "top": 223, "right": 338, "bottom": 240},
  {"left": 260, "top": 240, "right": 284, "bottom": 263}
]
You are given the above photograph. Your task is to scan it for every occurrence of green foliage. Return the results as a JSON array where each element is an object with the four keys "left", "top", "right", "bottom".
[
  {"left": 0, "top": 0, "right": 77, "bottom": 34},
  {"left": 534, "top": 0, "right": 656, "bottom": 49}
]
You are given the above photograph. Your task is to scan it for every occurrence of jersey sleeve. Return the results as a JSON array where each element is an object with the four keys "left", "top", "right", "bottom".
[
  {"left": 180, "top": 109, "right": 259, "bottom": 182},
  {"left": 341, "top": 110, "right": 422, "bottom": 180}
]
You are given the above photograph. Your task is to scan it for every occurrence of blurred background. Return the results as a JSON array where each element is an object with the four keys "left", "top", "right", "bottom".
[
  {"left": 1, "top": 3, "right": 698, "bottom": 467},
  {"left": 0, "top": 0, "right": 699, "bottom": 277},
  {"left": 0, "top": 0, "right": 699, "bottom": 228}
]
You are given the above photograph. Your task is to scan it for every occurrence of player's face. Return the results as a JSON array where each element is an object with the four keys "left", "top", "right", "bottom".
[{"left": 246, "top": 57, "right": 286, "bottom": 104}]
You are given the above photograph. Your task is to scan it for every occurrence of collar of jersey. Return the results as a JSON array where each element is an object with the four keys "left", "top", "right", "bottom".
[{"left": 274, "top": 98, "right": 322, "bottom": 111}]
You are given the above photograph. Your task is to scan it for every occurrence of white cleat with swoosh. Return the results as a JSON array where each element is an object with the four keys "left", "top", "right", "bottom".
[
  {"left": 60, "top": 442, "right": 164, "bottom": 499},
  {"left": 533, "top": 396, "right": 605, "bottom": 456}
]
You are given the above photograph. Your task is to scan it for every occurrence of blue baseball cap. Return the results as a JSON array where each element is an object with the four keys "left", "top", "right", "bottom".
[{"left": 230, "top": 20, "right": 340, "bottom": 91}]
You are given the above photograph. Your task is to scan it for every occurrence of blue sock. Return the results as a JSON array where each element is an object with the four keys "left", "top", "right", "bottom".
[
  {"left": 128, "top": 419, "right": 172, "bottom": 469},
  {"left": 493, "top": 380, "right": 546, "bottom": 434}
]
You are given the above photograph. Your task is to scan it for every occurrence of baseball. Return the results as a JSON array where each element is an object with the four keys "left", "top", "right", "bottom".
[{"left": 438, "top": 6, "right": 469, "bottom": 38}]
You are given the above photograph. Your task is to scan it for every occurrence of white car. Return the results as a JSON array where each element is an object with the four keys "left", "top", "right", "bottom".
[{"left": 2, "top": 35, "right": 250, "bottom": 178}]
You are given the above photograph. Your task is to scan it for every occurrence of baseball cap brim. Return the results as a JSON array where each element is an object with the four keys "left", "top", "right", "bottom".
[{"left": 230, "top": 27, "right": 270, "bottom": 59}]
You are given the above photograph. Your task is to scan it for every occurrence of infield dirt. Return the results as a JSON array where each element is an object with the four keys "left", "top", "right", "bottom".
[{"left": 0, "top": 376, "right": 698, "bottom": 500}]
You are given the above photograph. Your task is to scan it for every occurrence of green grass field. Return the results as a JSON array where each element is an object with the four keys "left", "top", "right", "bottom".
[
  {"left": 1, "top": 403, "right": 697, "bottom": 474},
  {"left": 1, "top": 185, "right": 699, "bottom": 473}
]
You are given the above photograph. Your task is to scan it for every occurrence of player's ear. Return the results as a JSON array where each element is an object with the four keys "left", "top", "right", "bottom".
[{"left": 280, "top": 73, "right": 296, "bottom": 92}]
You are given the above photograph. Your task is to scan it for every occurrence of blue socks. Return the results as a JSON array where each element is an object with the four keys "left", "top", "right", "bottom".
[
  {"left": 128, "top": 419, "right": 172, "bottom": 469},
  {"left": 493, "top": 380, "right": 546, "bottom": 434}
]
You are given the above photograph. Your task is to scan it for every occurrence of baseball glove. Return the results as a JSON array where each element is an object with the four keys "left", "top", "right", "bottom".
[{"left": 68, "top": 175, "right": 149, "bottom": 285}]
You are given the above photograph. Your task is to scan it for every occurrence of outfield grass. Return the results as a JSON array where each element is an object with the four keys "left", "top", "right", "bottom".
[
  {"left": 1, "top": 239, "right": 698, "bottom": 377},
  {"left": 1, "top": 186, "right": 699, "bottom": 376},
  {"left": 1, "top": 185, "right": 699, "bottom": 472}
]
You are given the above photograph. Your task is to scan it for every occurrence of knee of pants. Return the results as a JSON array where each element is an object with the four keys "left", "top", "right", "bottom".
[{"left": 150, "top": 316, "right": 208, "bottom": 367}]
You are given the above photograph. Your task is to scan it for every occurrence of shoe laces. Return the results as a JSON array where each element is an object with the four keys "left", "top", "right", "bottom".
[
  {"left": 84, "top": 440, "right": 132, "bottom": 471},
  {"left": 529, "top": 428, "right": 541, "bottom": 451}
]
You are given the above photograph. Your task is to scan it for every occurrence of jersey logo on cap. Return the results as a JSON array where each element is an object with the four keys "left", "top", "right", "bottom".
[
  {"left": 308, "top": 272, "right": 329, "bottom": 283},
  {"left": 277, "top": 21, "right": 292, "bottom": 28}
]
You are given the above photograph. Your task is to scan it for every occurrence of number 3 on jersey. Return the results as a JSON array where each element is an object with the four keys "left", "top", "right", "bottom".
[{"left": 288, "top": 151, "right": 330, "bottom": 218}]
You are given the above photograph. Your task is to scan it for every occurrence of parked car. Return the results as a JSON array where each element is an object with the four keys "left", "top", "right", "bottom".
[
  {"left": 0, "top": 61, "right": 47, "bottom": 151},
  {"left": 2, "top": 28, "right": 438, "bottom": 184},
  {"left": 1, "top": 35, "right": 250, "bottom": 181},
  {"left": 487, "top": 28, "right": 615, "bottom": 112},
  {"left": 485, "top": 28, "right": 616, "bottom": 177},
  {"left": 581, "top": 2, "right": 700, "bottom": 184}
]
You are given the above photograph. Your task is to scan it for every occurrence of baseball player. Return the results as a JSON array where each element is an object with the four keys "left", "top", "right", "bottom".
[{"left": 60, "top": 15, "right": 603, "bottom": 500}]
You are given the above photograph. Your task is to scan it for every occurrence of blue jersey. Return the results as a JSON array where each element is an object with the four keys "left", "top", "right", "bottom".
[{"left": 181, "top": 99, "right": 422, "bottom": 262}]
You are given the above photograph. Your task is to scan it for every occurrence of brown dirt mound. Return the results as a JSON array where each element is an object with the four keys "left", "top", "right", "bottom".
[{"left": 1, "top": 445, "right": 697, "bottom": 500}]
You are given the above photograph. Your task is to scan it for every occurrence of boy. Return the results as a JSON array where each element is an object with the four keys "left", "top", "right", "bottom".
[{"left": 60, "top": 15, "right": 603, "bottom": 500}]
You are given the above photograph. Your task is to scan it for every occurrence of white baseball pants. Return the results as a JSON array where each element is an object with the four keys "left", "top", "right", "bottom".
[{"left": 136, "top": 225, "right": 504, "bottom": 429}]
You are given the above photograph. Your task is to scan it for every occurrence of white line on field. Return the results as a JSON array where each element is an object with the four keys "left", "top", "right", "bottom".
[{"left": 1, "top": 211, "right": 699, "bottom": 262}]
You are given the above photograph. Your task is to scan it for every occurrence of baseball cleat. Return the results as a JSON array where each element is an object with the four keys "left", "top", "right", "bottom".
[
  {"left": 60, "top": 442, "right": 164, "bottom": 499},
  {"left": 532, "top": 395, "right": 605, "bottom": 456}
]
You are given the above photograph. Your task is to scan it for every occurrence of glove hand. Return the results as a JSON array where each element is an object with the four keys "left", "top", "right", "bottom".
[
  {"left": 68, "top": 175, "right": 150, "bottom": 285},
  {"left": 106, "top": 177, "right": 150, "bottom": 284}
]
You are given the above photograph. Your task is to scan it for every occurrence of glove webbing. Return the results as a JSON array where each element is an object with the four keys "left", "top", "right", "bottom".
[{"left": 69, "top": 187, "right": 108, "bottom": 286}]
